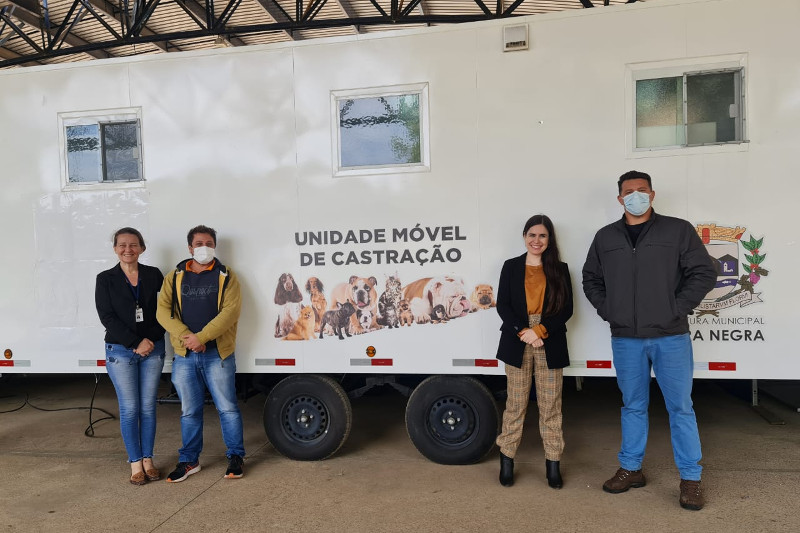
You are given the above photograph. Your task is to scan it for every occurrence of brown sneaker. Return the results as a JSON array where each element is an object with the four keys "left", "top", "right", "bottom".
[
  {"left": 602, "top": 468, "right": 646, "bottom": 493},
  {"left": 679, "top": 479, "right": 704, "bottom": 510}
]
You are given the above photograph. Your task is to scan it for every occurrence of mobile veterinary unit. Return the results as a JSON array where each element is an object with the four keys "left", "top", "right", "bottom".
[{"left": 1, "top": 0, "right": 797, "bottom": 463}]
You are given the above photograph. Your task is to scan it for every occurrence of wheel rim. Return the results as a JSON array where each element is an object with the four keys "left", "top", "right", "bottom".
[
  {"left": 425, "top": 395, "right": 478, "bottom": 448},
  {"left": 281, "top": 395, "right": 330, "bottom": 445}
]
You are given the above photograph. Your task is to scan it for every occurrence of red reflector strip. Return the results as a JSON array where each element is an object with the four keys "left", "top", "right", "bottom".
[
  {"left": 79, "top": 359, "right": 106, "bottom": 367},
  {"left": 475, "top": 359, "right": 499, "bottom": 367},
  {"left": 587, "top": 360, "right": 612, "bottom": 369},
  {"left": 0, "top": 361, "right": 13, "bottom": 367},
  {"left": 708, "top": 362, "right": 736, "bottom": 371},
  {"left": 350, "top": 358, "right": 393, "bottom": 366},
  {"left": 255, "top": 358, "right": 296, "bottom": 366}
]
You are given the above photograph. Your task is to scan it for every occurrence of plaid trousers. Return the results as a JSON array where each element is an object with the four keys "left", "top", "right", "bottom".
[{"left": 496, "top": 314, "right": 564, "bottom": 461}]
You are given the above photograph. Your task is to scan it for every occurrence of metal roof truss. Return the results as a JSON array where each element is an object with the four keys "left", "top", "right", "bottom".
[{"left": 0, "top": 0, "right": 638, "bottom": 68}]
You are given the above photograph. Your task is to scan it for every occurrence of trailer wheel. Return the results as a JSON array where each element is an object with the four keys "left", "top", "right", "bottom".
[
  {"left": 405, "top": 376, "right": 499, "bottom": 465},
  {"left": 264, "top": 374, "right": 352, "bottom": 461}
]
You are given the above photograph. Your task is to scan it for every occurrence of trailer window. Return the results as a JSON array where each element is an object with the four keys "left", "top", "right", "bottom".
[
  {"left": 331, "top": 83, "right": 429, "bottom": 177},
  {"left": 635, "top": 68, "right": 745, "bottom": 149},
  {"left": 59, "top": 109, "right": 144, "bottom": 188}
]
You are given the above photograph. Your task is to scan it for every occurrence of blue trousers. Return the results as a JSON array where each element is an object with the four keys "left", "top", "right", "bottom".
[
  {"left": 171, "top": 347, "right": 245, "bottom": 464},
  {"left": 105, "top": 340, "right": 166, "bottom": 463},
  {"left": 611, "top": 334, "right": 702, "bottom": 481}
]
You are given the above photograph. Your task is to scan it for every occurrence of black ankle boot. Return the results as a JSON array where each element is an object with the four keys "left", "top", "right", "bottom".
[
  {"left": 499, "top": 453, "right": 514, "bottom": 487},
  {"left": 546, "top": 459, "right": 563, "bottom": 489}
]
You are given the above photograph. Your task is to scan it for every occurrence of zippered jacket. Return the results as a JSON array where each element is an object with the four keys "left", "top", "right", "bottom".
[
  {"left": 581, "top": 211, "right": 716, "bottom": 338},
  {"left": 156, "top": 259, "right": 241, "bottom": 358}
]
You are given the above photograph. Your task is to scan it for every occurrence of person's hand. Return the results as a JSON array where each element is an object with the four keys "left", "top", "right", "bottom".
[
  {"left": 134, "top": 338, "right": 155, "bottom": 356},
  {"left": 531, "top": 338, "right": 544, "bottom": 348},
  {"left": 519, "top": 329, "right": 540, "bottom": 345},
  {"left": 181, "top": 333, "right": 205, "bottom": 353}
]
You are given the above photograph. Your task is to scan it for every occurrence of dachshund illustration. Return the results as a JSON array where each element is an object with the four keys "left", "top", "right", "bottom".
[
  {"left": 429, "top": 304, "right": 449, "bottom": 324},
  {"left": 305, "top": 277, "right": 327, "bottom": 333}
]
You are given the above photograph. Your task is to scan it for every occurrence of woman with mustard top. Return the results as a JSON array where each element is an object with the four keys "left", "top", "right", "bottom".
[{"left": 495, "top": 214, "right": 573, "bottom": 489}]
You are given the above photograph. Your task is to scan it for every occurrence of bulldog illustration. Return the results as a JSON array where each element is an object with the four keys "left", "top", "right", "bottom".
[
  {"left": 402, "top": 276, "right": 471, "bottom": 323},
  {"left": 329, "top": 275, "right": 380, "bottom": 334}
]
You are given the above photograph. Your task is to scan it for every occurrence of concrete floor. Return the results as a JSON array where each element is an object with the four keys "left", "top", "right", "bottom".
[{"left": 0, "top": 374, "right": 798, "bottom": 533}]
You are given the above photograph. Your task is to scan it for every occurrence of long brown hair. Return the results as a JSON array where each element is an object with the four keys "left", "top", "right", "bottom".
[{"left": 523, "top": 214, "right": 567, "bottom": 315}]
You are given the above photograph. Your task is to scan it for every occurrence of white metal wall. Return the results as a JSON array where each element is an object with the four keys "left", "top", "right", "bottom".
[{"left": 0, "top": 0, "right": 797, "bottom": 377}]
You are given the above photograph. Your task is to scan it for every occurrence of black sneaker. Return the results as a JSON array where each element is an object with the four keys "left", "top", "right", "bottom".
[
  {"left": 224, "top": 455, "right": 244, "bottom": 479},
  {"left": 166, "top": 462, "right": 201, "bottom": 483}
]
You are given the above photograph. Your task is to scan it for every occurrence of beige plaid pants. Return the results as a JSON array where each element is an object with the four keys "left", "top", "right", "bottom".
[{"left": 496, "top": 314, "right": 564, "bottom": 461}]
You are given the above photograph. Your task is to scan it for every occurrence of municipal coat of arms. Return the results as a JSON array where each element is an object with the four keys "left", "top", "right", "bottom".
[{"left": 695, "top": 224, "right": 768, "bottom": 316}]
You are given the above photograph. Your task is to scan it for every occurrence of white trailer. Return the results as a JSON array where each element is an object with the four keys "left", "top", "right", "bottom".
[{"left": 1, "top": 0, "right": 797, "bottom": 462}]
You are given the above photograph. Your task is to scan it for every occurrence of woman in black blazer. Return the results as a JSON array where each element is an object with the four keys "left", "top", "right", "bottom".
[
  {"left": 495, "top": 214, "right": 573, "bottom": 489},
  {"left": 95, "top": 227, "right": 166, "bottom": 485}
]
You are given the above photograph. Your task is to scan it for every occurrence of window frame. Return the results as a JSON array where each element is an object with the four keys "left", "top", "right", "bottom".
[
  {"left": 330, "top": 83, "right": 430, "bottom": 178},
  {"left": 626, "top": 54, "right": 748, "bottom": 158},
  {"left": 58, "top": 108, "right": 145, "bottom": 190}
]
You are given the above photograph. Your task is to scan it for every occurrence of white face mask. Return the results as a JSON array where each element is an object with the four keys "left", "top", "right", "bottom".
[
  {"left": 623, "top": 191, "right": 651, "bottom": 216},
  {"left": 192, "top": 246, "right": 215, "bottom": 265}
]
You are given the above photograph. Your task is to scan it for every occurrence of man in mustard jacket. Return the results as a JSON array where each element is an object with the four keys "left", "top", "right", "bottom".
[{"left": 157, "top": 225, "right": 244, "bottom": 482}]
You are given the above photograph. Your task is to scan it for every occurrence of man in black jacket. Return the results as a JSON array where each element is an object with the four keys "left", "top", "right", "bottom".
[{"left": 582, "top": 171, "right": 716, "bottom": 511}]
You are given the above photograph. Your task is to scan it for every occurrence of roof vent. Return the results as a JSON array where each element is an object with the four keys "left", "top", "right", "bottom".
[{"left": 503, "top": 24, "right": 529, "bottom": 52}]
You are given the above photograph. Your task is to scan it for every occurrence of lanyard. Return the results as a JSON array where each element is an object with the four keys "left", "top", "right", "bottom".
[{"left": 124, "top": 275, "right": 140, "bottom": 305}]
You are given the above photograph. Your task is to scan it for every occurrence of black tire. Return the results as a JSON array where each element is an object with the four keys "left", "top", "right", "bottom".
[
  {"left": 405, "top": 376, "right": 499, "bottom": 465},
  {"left": 264, "top": 374, "right": 352, "bottom": 461}
]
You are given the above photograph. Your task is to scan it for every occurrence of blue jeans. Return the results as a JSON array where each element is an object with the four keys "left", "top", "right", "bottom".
[
  {"left": 611, "top": 334, "right": 702, "bottom": 481},
  {"left": 105, "top": 340, "right": 166, "bottom": 463},
  {"left": 171, "top": 347, "right": 245, "bottom": 464}
]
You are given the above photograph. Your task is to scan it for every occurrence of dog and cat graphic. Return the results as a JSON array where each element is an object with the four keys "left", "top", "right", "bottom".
[{"left": 274, "top": 273, "right": 497, "bottom": 340}]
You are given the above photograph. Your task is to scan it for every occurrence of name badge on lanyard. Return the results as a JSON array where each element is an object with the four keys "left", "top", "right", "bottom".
[{"left": 126, "top": 275, "right": 144, "bottom": 323}]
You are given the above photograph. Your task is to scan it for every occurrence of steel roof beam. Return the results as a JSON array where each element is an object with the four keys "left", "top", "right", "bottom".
[
  {"left": 301, "top": 0, "right": 326, "bottom": 22},
  {"left": 127, "top": 0, "right": 163, "bottom": 38},
  {"left": 4, "top": 0, "right": 111, "bottom": 57},
  {"left": 1, "top": 8, "right": 43, "bottom": 51},
  {"left": 0, "top": 38, "right": 42, "bottom": 63},
  {"left": 331, "top": 0, "right": 359, "bottom": 33},
  {"left": 471, "top": 0, "right": 491, "bottom": 16},
  {"left": 3, "top": 11, "right": 498, "bottom": 62},
  {"left": 366, "top": 0, "right": 386, "bottom": 17},
  {"left": 502, "top": 0, "right": 524, "bottom": 16},
  {"left": 4, "top": 0, "right": 636, "bottom": 67},
  {"left": 250, "top": 0, "right": 297, "bottom": 40},
  {"left": 173, "top": 0, "right": 246, "bottom": 45},
  {"left": 84, "top": 0, "right": 172, "bottom": 51}
]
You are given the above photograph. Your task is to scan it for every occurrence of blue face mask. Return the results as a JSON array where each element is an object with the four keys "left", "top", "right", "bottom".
[{"left": 623, "top": 191, "right": 651, "bottom": 216}]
